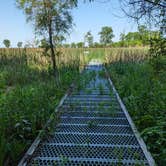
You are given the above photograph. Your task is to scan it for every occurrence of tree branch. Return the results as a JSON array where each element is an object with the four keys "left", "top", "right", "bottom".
[{"left": 144, "top": 0, "right": 166, "bottom": 8}]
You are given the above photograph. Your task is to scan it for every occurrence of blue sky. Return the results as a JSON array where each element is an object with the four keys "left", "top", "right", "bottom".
[{"left": 0, "top": 0, "right": 138, "bottom": 47}]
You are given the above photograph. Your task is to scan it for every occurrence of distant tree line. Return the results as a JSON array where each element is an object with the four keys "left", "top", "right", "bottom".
[
  {"left": 0, "top": 40, "right": 23, "bottom": 48},
  {"left": 113, "top": 25, "right": 161, "bottom": 47},
  {"left": 60, "top": 25, "right": 161, "bottom": 48},
  {"left": 1, "top": 25, "right": 161, "bottom": 49}
]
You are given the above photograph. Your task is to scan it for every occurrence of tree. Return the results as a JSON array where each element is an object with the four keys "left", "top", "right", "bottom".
[
  {"left": 63, "top": 43, "right": 70, "bottom": 48},
  {"left": 120, "top": 32, "right": 125, "bottom": 41},
  {"left": 125, "top": 32, "right": 140, "bottom": 41},
  {"left": 71, "top": 42, "right": 76, "bottom": 48},
  {"left": 53, "top": 35, "right": 66, "bottom": 47},
  {"left": 77, "top": 42, "right": 84, "bottom": 48},
  {"left": 93, "top": 42, "right": 103, "bottom": 48},
  {"left": 16, "top": 0, "right": 77, "bottom": 77},
  {"left": 40, "top": 38, "right": 49, "bottom": 48},
  {"left": 17, "top": 42, "right": 23, "bottom": 48},
  {"left": 75, "top": 0, "right": 165, "bottom": 34},
  {"left": 138, "top": 25, "right": 150, "bottom": 45},
  {"left": 120, "top": 0, "right": 166, "bottom": 34},
  {"left": 24, "top": 39, "right": 39, "bottom": 48},
  {"left": 99, "top": 26, "right": 114, "bottom": 45},
  {"left": 84, "top": 31, "right": 93, "bottom": 47},
  {"left": 122, "top": 0, "right": 166, "bottom": 59},
  {"left": 119, "top": 32, "right": 126, "bottom": 47},
  {"left": 39, "top": 38, "right": 50, "bottom": 56},
  {"left": 3, "top": 39, "right": 11, "bottom": 48}
]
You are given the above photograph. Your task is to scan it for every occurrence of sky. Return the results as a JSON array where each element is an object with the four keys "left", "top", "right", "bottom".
[{"left": 0, "top": 0, "right": 138, "bottom": 47}]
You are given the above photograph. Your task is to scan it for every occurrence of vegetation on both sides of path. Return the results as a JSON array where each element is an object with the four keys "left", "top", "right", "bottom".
[{"left": 0, "top": 47, "right": 165, "bottom": 165}]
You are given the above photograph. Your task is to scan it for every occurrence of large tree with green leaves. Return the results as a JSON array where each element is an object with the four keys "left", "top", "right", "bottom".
[
  {"left": 99, "top": 26, "right": 114, "bottom": 45},
  {"left": 3, "top": 39, "right": 11, "bottom": 48},
  {"left": 99, "top": 26, "right": 114, "bottom": 46},
  {"left": 16, "top": 0, "right": 77, "bottom": 76}
]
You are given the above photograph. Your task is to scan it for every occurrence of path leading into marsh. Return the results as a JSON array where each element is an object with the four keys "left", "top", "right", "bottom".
[{"left": 21, "top": 60, "right": 154, "bottom": 166}]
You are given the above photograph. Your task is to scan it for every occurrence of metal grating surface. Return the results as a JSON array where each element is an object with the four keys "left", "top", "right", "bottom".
[
  {"left": 60, "top": 117, "right": 129, "bottom": 125},
  {"left": 61, "top": 111, "right": 126, "bottom": 118},
  {"left": 30, "top": 159, "right": 149, "bottom": 166},
  {"left": 60, "top": 105, "right": 121, "bottom": 111},
  {"left": 46, "top": 133, "right": 139, "bottom": 145},
  {"left": 32, "top": 144, "right": 146, "bottom": 160},
  {"left": 27, "top": 60, "right": 153, "bottom": 166}
]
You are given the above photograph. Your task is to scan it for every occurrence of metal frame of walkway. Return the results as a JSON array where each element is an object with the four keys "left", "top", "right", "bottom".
[{"left": 19, "top": 60, "right": 155, "bottom": 166}]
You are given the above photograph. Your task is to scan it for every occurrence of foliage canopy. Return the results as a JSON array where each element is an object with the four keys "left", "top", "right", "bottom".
[{"left": 99, "top": 26, "right": 114, "bottom": 45}]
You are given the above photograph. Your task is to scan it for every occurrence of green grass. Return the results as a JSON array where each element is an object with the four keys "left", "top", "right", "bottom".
[
  {"left": 0, "top": 48, "right": 84, "bottom": 165},
  {"left": 107, "top": 59, "right": 166, "bottom": 165}
]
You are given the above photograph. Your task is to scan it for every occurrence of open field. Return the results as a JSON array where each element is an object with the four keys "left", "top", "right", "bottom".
[{"left": 0, "top": 47, "right": 165, "bottom": 165}]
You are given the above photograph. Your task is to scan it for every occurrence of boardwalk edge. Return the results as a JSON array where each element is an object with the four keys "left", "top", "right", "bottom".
[{"left": 104, "top": 67, "right": 156, "bottom": 166}]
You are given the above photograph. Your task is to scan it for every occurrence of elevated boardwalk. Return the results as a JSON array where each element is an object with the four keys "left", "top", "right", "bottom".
[{"left": 19, "top": 60, "right": 155, "bottom": 166}]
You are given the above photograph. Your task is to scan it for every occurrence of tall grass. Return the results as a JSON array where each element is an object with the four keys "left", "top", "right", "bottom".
[
  {"left": 0, "top": 48, "right": 86, "bottom": 165},
  {"left": 104, "top": 47, "right": 149, "bottom": 63},
  {"left": 105, "top": 49, "right": 165, "bottom": 166}
]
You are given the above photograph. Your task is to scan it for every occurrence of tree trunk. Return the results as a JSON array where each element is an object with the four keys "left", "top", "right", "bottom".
[{"left": 48, "top": 23, "right": 57, "bottom": 77}]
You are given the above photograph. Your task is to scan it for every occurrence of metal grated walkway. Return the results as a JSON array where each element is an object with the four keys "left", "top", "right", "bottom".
[{"left": 20, "top": 60, "right": 155, "bottom": 166}]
